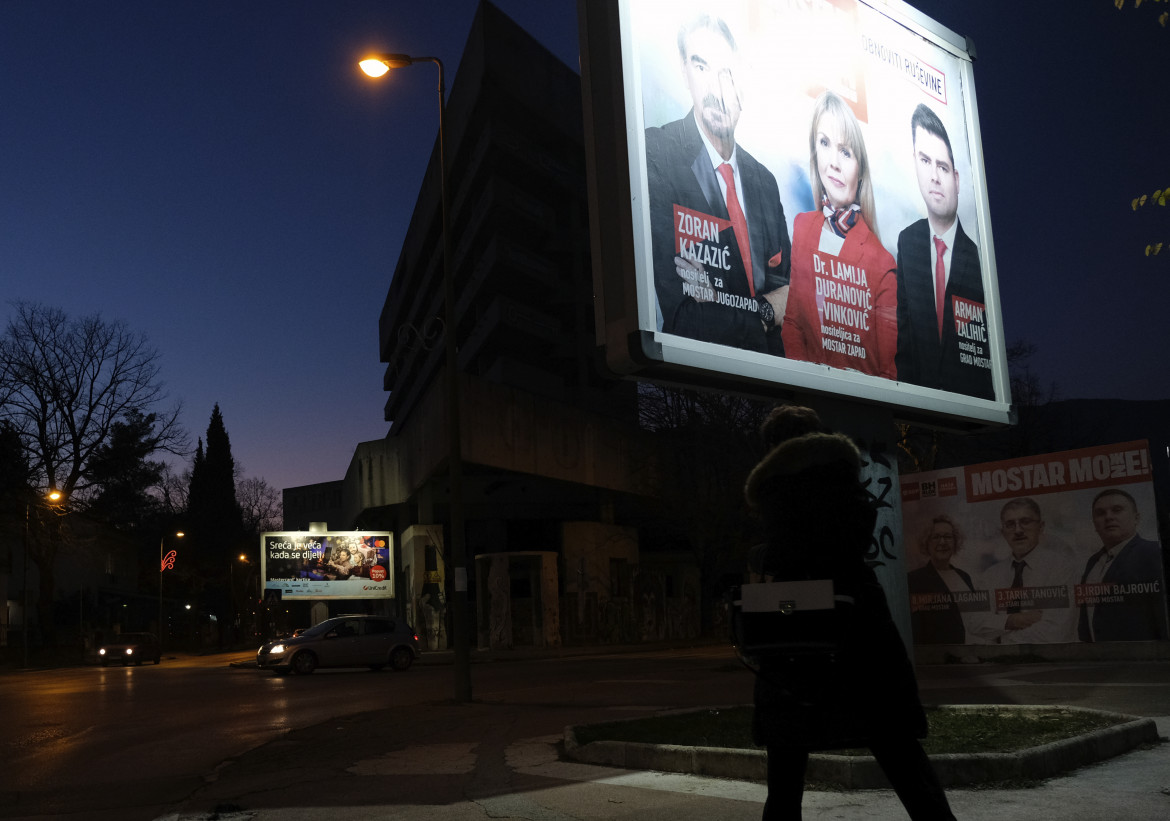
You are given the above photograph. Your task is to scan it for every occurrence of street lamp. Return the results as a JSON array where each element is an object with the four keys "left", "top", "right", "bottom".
[
  {"left": 360, "top": 52, "right": 471, "bottom": 703},
  {"left": 158, "top": 531, "right": 184, "bottom": 650},
  {"left": 22, "top": 489, "right": 65, "bottom": 668}
]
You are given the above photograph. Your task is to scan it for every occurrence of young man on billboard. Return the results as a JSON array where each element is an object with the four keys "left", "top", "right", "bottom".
[
  {"left": 973, "top": 498, "right": 1079, "bottom": 644},
  {"left": 1078, "top": 489, "right": 1169, "bottom": 642},
  {"left": 894, "top": 104, "right": 994, "bottom": 400},
  {"left": 645, "top": 14, "right": 791, "bottom": 355}
]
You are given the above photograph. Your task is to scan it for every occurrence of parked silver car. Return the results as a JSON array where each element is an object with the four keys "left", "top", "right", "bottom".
[{"left": 256, "top": 615, "right": 419, "bottom": 675}]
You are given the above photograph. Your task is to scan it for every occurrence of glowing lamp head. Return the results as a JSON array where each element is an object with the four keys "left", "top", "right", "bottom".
[
  {"left": 359, "top": 53, "right": 415, "bottom": 78},
  {"left": 359, "top": 59, "right": 390, "bottom": 77}
]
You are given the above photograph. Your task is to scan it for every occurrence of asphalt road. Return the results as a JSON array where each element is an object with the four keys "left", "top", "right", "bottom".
[
  {"left": 0, "top": 646, "right": 756, "bottom": 820},
  {"left": 2, "top": 647, "right": 1168, "bottom": 820}
]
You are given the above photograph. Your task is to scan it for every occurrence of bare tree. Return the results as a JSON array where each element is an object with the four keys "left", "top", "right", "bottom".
[
  {"left": 237, "top": 476, "right": 283, "bottom": 538},
  {"left": 896, "top": 339, "right": 1061, "bottom": 474},
  {"left": 155, "top": 463, "right": 191, "bottom": 516},
  {"left": 635, "top": 382, "right": 771, "bottom": 625},
  {"left": 0, "top": 302, "right": 186, "bottom": 643}
]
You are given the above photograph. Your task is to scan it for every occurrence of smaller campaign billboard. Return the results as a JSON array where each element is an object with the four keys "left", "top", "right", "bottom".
[
  {"left": 900, "top": 442, "right": 1169, "bottom": 646},
  {"left": 261, "top": 532, "right": 394, "bottom": 600}
]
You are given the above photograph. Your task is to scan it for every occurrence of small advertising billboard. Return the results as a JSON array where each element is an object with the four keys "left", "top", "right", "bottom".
[
  {"left": 579, "top": 0, "right": 1012, "bottom": 427},
  {"left": 900, "top": 442, "right": 1169, "bottom": 646},
  {"left": 261, "top": 532, "right": 394, "bottom": 600}
]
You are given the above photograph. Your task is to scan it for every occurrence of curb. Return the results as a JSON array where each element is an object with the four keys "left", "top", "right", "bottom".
[{"left": 563, "top": 705, "right": 1163, "bottom": 788}]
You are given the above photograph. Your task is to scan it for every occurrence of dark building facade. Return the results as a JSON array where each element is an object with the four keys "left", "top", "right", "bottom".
[
  {"left": 331, "top": 2, "right": 698, "bottom": 650},
  {"left": 282, "top": 481, "right": 344, "bottom": 532}
]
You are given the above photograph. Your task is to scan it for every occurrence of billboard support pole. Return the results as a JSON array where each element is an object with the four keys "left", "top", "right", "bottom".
[{"left": 807, "top": 397, "right": 913, "bottom": 656}]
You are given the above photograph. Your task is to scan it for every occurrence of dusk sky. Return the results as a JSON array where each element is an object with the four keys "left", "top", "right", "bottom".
[{"left": 3, "top": 1, "right": 1167, "bottom": 496}]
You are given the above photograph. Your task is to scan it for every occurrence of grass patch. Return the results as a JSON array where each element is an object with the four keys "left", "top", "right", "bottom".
[{"left": 572, "top": 706, "right": 1124, "bottom": 756}]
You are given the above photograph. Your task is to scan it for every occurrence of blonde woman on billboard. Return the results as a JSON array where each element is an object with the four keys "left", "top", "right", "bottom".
[
  {"left": 907, "top": 514, "right": 980, "bottom": 644},
  {"left": 780, "top": 90, "right": 897, "bottom": 379}
]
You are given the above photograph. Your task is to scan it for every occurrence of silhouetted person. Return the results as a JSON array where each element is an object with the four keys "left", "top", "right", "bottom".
[{"left": 745, "top": 404, "right": 955, "bottom": 820}]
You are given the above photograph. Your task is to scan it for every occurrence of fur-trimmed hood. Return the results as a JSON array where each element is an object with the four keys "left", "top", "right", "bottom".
[{"left": 744, "top": 432, "right": 862, "bottom": 510}]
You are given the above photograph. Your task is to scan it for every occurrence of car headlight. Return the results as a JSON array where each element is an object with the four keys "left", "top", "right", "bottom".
[
  {"left": 126, "top": 648, "right": 134, "bottom": 655},
  {"left": 99, "top": 648, "right": 106, "bottom": 656},
  {"left": 269, "top": 644, "right": 286, "bottom": 654}
]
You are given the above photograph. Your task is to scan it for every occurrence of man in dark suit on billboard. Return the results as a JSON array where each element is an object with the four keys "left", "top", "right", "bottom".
[
  {"left": 895, "top": 105, "right": 993, "bottom": 399},
  {"left": 645, "top": 14, "right": 791, "bottom": 354},
  {"left": 1078, "top": 489, "right": 1169, "bottom": 642}
]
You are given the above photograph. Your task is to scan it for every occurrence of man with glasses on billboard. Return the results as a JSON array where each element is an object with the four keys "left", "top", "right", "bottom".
[
  {"left": 895, "top": 104, "right": 993, "bottom": 400},
  {"left": 646, "top": 14, "right": 791, "bottom": 355},
  {"left": 972, "top": 498, "right": 1079, "bottom": 644}
]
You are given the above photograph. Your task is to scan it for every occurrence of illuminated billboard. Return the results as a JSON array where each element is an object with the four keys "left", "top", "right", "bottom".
[
  {"left": 579, "top": 0, "right": 1012, "bottom": 427},
  {"left": 261, "top": 532, "right": 394, "bottom": 600}
]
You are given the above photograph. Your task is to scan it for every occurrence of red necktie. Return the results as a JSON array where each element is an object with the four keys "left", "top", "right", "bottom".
[
  {"left": 717, "top": 162, "right": 754, "bottom": 297},
  {"left": 933, "top": 235, "right": 947, "bottom": 339}
]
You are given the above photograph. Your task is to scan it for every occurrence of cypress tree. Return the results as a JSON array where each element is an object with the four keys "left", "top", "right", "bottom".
[{"left": 187, "top": 404, "right": 244, "bottom": 571}]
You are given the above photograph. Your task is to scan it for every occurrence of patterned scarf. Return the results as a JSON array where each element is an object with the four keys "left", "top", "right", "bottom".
[{"left": 821, "top": 194, "right": 861, "bottom": 238}]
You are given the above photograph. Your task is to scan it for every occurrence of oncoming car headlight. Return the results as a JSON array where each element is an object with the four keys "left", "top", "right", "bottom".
[
  {"left": 99, "top": 648, "right": 106, "bottom": 656},
  {"left": 125, "top": 648, "right": 134, "bottom": 656},
  {"left": 270, "top": 644, "right": 286, "bottom": 654}
]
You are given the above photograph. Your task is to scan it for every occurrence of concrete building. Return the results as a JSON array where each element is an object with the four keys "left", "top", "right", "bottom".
[{"left": 285, "top": 2, "right": 700, "bottom": 650}]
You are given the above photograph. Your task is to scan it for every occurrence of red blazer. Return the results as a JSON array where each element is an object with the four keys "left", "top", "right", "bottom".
[{"left": 781, "top": 210, "right": 897, "bottom": 379}]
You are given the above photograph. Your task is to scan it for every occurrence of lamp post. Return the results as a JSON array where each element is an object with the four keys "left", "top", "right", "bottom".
[
  {"left": 22, "top": 489, "right": 64, "bottom": 669},
  {"left": 230, "top": 553, "right": 248, "bottom": 644},
  {"left": 360, "top": 52, "right": 471, "bottom": 703},
  {"left": 158, "top": 531, "right": 184, "bottom": 650}
]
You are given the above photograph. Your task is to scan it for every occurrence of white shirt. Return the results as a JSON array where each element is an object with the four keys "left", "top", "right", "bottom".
[{"left": 971, "top": 543, "right": 1080, "bottom": 645}]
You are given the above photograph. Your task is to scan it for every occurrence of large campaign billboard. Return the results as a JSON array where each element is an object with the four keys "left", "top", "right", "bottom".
[
  {"left": 579, "top": 0, "right": 1011, "bottom": 427},
  {"left": 900, "top": 442, "right": 1169, "bottom": 646},
  {"left": 261, "top": 532, "right": 394, "bottom": 600}
]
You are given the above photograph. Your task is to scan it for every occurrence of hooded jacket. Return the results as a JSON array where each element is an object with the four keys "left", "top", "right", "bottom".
[{"left": 745, "top": 431, "right": 927, "bottom": 750}]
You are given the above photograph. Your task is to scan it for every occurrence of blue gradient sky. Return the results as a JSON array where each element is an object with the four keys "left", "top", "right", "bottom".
[
  {"left": 1, "top": 0, "right": 579, "bottom": 493},
  {"left": 2, "top": 1, "right": 1166, "bottom": 495}
]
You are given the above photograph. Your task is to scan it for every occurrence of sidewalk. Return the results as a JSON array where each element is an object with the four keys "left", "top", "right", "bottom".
[
  {"left": 157, "top": 717, "right": 1170, "bottom": 821},
  {"left": 154, "top": 651, "right": 1170, "bottom": 821}
]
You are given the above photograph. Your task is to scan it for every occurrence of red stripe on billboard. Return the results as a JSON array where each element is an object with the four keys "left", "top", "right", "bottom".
[{"left": 964, "top": 441, "right": 1153, "bottom": 503}]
